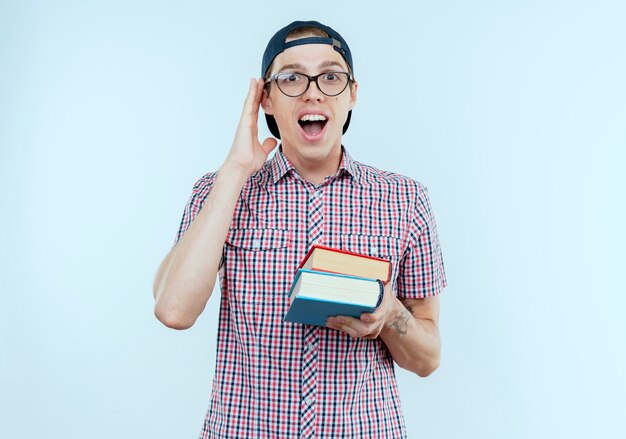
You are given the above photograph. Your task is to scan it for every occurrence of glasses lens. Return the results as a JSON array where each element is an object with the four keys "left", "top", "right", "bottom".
[
  {"left": 274, "top": 72, "right": 350, "bottom": 97},
  {"left": 317, "top": 72, "right": 349, "bottom": 96},
  {"left": 275, "top": 73, "right": 308, "bottom": 97}
]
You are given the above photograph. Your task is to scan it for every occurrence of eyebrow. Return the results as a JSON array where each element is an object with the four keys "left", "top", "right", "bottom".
[{"left": 276, "top": 60, "right": 346, "bottom": 72}]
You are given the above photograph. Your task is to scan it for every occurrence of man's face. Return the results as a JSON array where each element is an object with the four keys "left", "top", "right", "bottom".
[{"left": 262, "top": 43, "right": 358, "bottom": 162}]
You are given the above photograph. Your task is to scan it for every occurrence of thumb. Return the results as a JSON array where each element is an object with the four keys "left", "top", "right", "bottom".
[{"left": 260, "top": 137, "right": 278, "bottom": 156}]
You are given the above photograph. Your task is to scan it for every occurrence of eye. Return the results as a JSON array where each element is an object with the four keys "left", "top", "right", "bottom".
[
  {"left": 283, "top": 73, "right": 302, "bottom": 82},
  {"left": 322, "top": 73, "right": 339, "bottom": 82}
]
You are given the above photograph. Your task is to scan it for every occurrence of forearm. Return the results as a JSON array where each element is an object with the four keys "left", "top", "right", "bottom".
[
  {"left": 153, "top": 162, "right": 250, "bottom": 329},
  {"left": 379, "top": 298, "right": 441, "bottom": 377}
]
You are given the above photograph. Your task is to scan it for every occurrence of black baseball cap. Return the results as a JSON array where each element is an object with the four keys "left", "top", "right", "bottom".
[{"left": 261, "top": 20, "right": 354, "bottom": 139}]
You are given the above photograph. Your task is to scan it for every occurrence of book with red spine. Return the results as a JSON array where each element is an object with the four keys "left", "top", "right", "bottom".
[{"left": 295, "top": 244, "right": 391, "bottom": 283}]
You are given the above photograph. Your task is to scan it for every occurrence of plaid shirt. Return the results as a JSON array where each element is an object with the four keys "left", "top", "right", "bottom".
[{"left": 174, "top": 145, "right": 446, "bottom": 439}]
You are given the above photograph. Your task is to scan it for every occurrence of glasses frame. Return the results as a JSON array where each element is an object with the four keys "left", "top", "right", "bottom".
[{"left": 264, "top": 71, "right": 353, "bottom": 97}]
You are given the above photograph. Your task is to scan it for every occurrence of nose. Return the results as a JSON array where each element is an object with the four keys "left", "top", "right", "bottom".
[{"left": 301, "top": 78, "right": 325, "bottom": 102}]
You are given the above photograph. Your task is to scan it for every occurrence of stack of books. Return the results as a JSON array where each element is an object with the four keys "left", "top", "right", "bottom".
[{"left": 284, "top": 245, "right": 391, "bottom": 327}]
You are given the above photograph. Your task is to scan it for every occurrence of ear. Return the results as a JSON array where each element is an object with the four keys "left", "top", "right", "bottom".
[
  {"left": 348, "top": 80, "right": 358, "bottom": 111},
  {"left": 261, "top": 85, "right": 273, "bottom": 115}
]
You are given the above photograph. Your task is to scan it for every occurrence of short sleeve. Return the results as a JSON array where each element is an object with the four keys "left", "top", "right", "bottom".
[
  {"left": 396, "top": 182, "right": 447, "bottom": 299},
  {"left": 172, "top": 172, "right": 218, "bottom": 248}
]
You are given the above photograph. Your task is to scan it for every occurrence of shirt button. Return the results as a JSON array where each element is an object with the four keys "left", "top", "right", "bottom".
[
  {"left": 305, "top": 344, "right": 314, "bottom": 352},
  {"left": 305, "top": 397, "right": 314, "bottom": 405}
]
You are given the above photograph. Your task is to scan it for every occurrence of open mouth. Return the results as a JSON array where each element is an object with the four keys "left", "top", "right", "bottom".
[{"left": 298, "top": 114, "right": 328, "bottom": 138}]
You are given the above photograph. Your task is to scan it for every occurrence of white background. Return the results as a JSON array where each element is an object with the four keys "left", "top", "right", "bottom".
[{"left": 1, "top": 1, "right": 625, "bottom": 437}]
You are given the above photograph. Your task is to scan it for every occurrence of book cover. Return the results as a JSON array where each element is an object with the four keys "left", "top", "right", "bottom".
[{"left": 284, "top": 269, "right": 384, "bottom": 327}]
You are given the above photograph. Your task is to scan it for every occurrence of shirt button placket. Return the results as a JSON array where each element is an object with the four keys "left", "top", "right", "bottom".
[
  {"left": 300, "top": 186, "right": 324, "bottom": 438},
  {"left": 300, "top": 326, "right": 319, "bottom": 438}
]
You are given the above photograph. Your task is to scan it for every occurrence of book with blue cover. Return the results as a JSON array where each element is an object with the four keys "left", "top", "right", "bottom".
[{"left": 284, "top": 268, "right": 385, "bottom": 327}]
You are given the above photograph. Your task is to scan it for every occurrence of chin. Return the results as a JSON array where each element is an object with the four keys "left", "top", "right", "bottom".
[{"left": 299, "top": 141, "right": 336, "bottom": 156}]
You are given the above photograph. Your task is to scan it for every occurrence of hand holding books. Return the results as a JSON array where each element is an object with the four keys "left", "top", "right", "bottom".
[
  {"left": 325, "top": 279, "right": 395, "bottom": 339},
  {"left": 284, "top": 245, "right": 391, "bottom": 327}
]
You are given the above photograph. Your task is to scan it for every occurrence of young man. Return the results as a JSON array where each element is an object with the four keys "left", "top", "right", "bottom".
[{"left": 153, "top": 20, "right": 446, "bottom": 439}]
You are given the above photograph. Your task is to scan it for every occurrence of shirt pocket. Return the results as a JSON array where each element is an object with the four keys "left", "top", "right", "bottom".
[
  {"left": 224, "top": 227, "right": 293, "bottom": 302},
  {"left": 225, "top": 228, "right": 293, "bottom": 251},
  {"left": 340, "top": 234, "right": 404, "bottom": 286},
  {"left": 223, "top": 228, "right": 294, "bottom": 351}
]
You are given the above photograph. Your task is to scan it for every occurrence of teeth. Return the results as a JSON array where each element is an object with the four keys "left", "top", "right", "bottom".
[{"left": 299, "top": 114, "right": 327, "bottom": 122}]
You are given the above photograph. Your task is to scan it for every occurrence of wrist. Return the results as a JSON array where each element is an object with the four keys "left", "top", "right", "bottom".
[
  {"left": 381, "top": 297, "right": 401, "bottom": 326},
  {"left": 381, "top": 298, "right": 411, "bottom": 336},
  {"left": 220, "top": 160, "right": 253, "bottom": 181}
]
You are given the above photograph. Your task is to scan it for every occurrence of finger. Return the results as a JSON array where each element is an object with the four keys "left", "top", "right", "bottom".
[
  {"left": 252, "top": 77, "right": 266, "bottom": 107},
  {"left": 342, "top": 326, "right": 360, "bottom": 338},
  {"left": 361, "top": 285, "right": 393, "bottom": 323},
  {"left": 260, "top": 137, "right": 278, "bottom": 154},
  {"left": 329, "top": 316, "right": 373, "bottom": 337},
  {"left": 361, "top": 309, "right": 385, "bottom": 324},
  {"left": 241, "top": 78, "right": 261, "bottom": 118},
  {"left": 328, "top": 320, "right": 360, "bottom": 338},
  {"left": 330, "top": 322, "right": 378, "bottom": 339}
]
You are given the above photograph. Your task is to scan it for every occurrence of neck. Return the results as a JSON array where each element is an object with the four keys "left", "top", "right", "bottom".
[{"left": 282, "top": 142, "right": 343, "bottom": 186}]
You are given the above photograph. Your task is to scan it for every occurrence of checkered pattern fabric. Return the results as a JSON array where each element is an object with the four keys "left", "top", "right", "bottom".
[{"left": 174, "top": 145, "right": 446, "bottom": 438}]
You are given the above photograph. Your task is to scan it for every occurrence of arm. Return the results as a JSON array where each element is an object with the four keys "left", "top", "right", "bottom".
[
  {"left": 152, "top": 164, "right": 250, "bottom": 329},
  {"left": 326, "top": 183, "right": 445, "bottom": 375},
  {"left": 153, "top": 78, "right": 278, "bottom": 329},
  {"left": 326, "top": 283, "right": 441, "bottom": 377},
  {"left": 379, "top": 294, "right": 440, "bottom": 376}
]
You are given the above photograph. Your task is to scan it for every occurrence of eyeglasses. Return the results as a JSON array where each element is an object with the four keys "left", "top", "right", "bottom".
[{"left": 265, "top": 71, "right": 353, "bottom": 97}]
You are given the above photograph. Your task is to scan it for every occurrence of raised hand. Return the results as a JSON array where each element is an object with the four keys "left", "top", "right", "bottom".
[{"left": 224, "top": 78, "right": 278, "bottom": 175}]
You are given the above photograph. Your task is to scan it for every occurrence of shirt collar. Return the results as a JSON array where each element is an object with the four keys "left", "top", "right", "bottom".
[
  {"left": 269, "top": 144, "right": 295, "bottom": 184},
  {"left": 269, "top": 144, "right": 362, "bottom": 185},
  {"left": 339, "top": 146, "right": 361, "bottom": 183}
]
